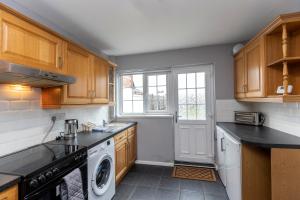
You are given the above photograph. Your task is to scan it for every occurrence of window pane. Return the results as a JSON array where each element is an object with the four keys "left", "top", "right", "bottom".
[
  {"left": 178, "top": 105, "right": 187, "bottom": 119},
  {"left": 187, "top": 73, "right": 196, "bottom": 88},
  {"left": 133, "top": 101, "right": 143, "bottom": 113},
  {"left": 178, "top": 74, "right": 186, "bottom": 89},
  {"left": 122, "top": 75, "right": 132, "bottom": 88},
  {"left": 178, "top": 89, "right": 187, "bottom": 104},
  {"left": 187, "top": 105, "right": 197, "bottom": 120},
  {"left": 197, "top": 105, "right": 206, "bottom": 120},
  {"left": 187, "top": 89, "right": 196, "bottom": 104},
  {"left": 148, "top": 75, "right": 156, "bottom": 86},
  {"left": 132, "top": 74, "right": 143, "bottom": 87},
  {"left": 123, "top": 88, "right": 132, "bottom": 100},
  {"left": 133, "top": 87, "right": 143, "bottom": 100},
  {"left": 148, "top": 86, "right": 158, "bottom": 110},
  {"left": 197, "top": 88, "right": 205, "bottom": 104},
  {"left": 123, "top": 101, "right": 132, "bottom": 113},
  {"left": 157, "top": 75, "right": 166, "bottom": 86},
  {"left": 197, "top": 72, "right": 205, "bottom": 88}
]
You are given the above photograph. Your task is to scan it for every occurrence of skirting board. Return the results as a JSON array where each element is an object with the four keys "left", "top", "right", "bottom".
[{"left": 135, "top": 160, "right": 174, "bottom": 167}]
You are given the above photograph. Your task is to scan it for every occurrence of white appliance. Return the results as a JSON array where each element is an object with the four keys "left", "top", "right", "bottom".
[
  {"left": 216, "top": 126, "right": 242, "bottom": 200},
  {"left": 88, "top": 138, "right": 115, "bottom": 200}
]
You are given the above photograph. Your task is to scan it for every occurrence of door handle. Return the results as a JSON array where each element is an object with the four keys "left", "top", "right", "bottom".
[
  {"left": 221, "top": 137, "right": 225, "bottom": 152},
  {"left": 174, "top": 111, "right": 182, "bottom": 123}
]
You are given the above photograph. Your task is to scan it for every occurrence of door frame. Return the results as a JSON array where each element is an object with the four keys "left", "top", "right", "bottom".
[{"left": 171, "top": 63, "right": 216, "bottom": 164}]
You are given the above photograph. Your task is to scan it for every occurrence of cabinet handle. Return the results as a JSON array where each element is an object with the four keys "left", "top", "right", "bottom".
[
  {"left": 221, "top": 137, "right": 225, "bottom": 152},
  {"left": 58, "top": 57, "right": 63, "bottom": 69}
]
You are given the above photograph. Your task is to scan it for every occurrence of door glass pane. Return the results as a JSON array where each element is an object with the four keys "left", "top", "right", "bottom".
[
  {"left": 187, "top": 89, "right": 196, "bottom": 104},
  {"left": 187, "top": 105, "right": 197, "bottom": 120},
  {"left": 178, "top": 89, "right": 187, "bottom": 104},
  {"left": 96, "top": 159, "right": 111, "bottom": 188},
  {"left": 187, "top": 73, "right": 196, "bottom": 88},
  {"left": 178, "top": 74, "right": 186, "bottom": 89},
  {"left": 196, "top": 88, "right": 205, "bottom": 104},
  {"left": 178, "top": 105, "right": 187, "bottom": 119},
  {"left": 197, "top": 105, "right": 206, "bottom": 120},
  {"left": 197, "top": 72, "right": 205, "bottom": 88}
]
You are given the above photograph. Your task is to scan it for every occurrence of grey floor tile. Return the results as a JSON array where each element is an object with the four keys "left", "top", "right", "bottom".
[
  {"left": 180, "top": 190, "right": 205, "bottom": 200},
  {"left": 114, "top": 183, "right": 136, "bottom": 200},
  {"left": 155, "top": 188, "right": 180, "bottom": 200},
  {"left": 162, "top": 167, "right": 174, "bottom": 177},
  {"left": 131, "top": 186, "right": 156, "bottom": 200},
  {"left": 139, "top": 174, "right": 161, "bottom": 188},
  {"left": 202, "top": 182, "right": 227, "bottom": 197},
  {"left": 121, "top": 172, "right": 142, "bottom": 186},
  {"left": 144, "top": 165, "right": 165, "bottom": 176},
  {"left": 180, "top": 179, "right": 203, "bottom": 192},
  {"left": 158, "top": 177, "right": 180, "bottom": 191},
  {"left": 204, "top": 194, "right": 229, "bottom": 200}
]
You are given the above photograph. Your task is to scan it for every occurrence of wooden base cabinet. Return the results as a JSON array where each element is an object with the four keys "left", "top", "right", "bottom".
[
  {"left": 0, "top": 185, "right": 18, "bottom": 200},
  {"left": 114, "top": 125, "right": 137, "bottom": 185}
]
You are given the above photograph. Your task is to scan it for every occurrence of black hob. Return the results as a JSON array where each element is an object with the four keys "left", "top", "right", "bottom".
[{"left": 0, "top": 143, "right": 88, "bottom": 199}]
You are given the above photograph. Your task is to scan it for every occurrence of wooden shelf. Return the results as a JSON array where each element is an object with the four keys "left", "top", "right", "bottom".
[{"left": 267, "top": 57, "right": 300, "bottom": 67}]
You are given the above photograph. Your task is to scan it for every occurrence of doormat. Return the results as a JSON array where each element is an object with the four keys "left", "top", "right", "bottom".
[{"left": 172, "top": 165, "right": 216, "bottom": 182}]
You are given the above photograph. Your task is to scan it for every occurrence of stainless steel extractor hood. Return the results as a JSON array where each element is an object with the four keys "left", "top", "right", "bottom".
[{"left": 0, "top": 61, "right": 76, "bottom": 88}]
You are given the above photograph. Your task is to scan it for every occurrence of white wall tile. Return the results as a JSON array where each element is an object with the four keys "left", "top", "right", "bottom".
[{"left": 215, "top": 99, "right": 251, "bottom": 122}]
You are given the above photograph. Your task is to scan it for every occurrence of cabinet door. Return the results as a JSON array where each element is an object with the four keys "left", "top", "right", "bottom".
[
  {"left": 62, "top": 43, "right": 91, "bottom": 104},
  {"left": 127, "top": 127, "right": 137, "bottom": 167},
  {"left": 115, "top": 139, "right": 128, "bottom": 185},
  {"left": 244, "top": 37, "right": 265, "bottom": 97},
  {"left": 234, "top": 51, "right": 246, "bottom": 98},
  {"left": 91, "top": 57, "right": 109, "bottom": 104},
  {"left": 0, "top": 10, "right": 65, "bottom": 74},
  {"left": 0, "top": 185, "right": 18, "bottom": 200},
  {"left": 216, "top": 127, "right": 226, "bottom": 186}
]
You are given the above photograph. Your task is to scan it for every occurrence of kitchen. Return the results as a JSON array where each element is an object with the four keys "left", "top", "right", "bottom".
[{"left": 0, "top": 0, "right": 300, "bottom": 200}]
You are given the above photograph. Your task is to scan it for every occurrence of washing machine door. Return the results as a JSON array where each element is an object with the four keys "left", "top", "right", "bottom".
[{"left": 92, "top": 154, "right": 113, "bottom": 196}]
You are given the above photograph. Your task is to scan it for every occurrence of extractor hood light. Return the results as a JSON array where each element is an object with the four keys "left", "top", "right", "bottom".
[{"left": 9, "top": 84, "right": 31, "bottom": 91}]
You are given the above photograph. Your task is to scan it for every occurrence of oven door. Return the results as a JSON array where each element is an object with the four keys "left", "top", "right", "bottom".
[{"left": 24, "top": 161, "right": 88, "bottom": 200}]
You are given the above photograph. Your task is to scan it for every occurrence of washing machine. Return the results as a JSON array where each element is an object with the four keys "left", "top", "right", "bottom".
[{"left": 88, "top": 138, "right": 115, "bottom": 200}]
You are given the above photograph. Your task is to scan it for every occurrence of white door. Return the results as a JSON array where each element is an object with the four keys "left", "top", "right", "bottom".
[{"left": 173, "top": 65, "right": 214, "bottom": 164}]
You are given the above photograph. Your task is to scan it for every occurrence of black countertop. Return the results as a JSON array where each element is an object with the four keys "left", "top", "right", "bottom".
[
  {"left": 0, "top": 174, "right": 20, "bottom": 192},
  {"left": 217, "top": 122, "right": 300, "bottom": 148},
  {"left": 48, "top": 121, "right": 137, "bottom": 149}
]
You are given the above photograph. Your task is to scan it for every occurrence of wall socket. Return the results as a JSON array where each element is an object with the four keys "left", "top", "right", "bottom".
[{"left": 49, "top": 113, "right": 66, "bottom": 121}]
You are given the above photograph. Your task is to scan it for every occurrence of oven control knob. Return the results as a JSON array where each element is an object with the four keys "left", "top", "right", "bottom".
[
  {"left": 52, "top": 168, "right": 60, "bottom": 174},
  {"left": 38, "top": 175, "right": 46, "bottom": 183},
  {"left": 45, "top": 171, "right": 53, "bottom": 178},
  {"left": 29, "top": 179, "right": 39, "bottom": 188}
]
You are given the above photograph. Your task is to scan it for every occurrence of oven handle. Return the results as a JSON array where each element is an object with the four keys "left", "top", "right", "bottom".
[{"left": 25, "top": 160, "right": 87, "bottom": 200}]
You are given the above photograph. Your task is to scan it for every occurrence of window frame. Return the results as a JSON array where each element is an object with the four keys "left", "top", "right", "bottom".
[{"left": 118, "top": 71, "right": 171, "bottom": 116}]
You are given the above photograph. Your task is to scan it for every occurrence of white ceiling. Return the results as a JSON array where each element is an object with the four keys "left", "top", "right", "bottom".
[{"left": 8, "top": 0, "right": 300, "bottom": 56}]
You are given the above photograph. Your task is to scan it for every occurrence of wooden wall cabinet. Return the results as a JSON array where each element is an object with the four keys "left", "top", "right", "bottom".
[
  {"left": 61, "top": 43, "right": 92, "bottom": 104},
  {"left": 114, "top": 125, "right": 137, "bottom": 185},
  {"left": 0, "top": 10, "right": 65, "bottom": 74},
  {"left": 0, "top": 185, "right": 18, "bottom": 200},
  {"left": 234, "top": 37, "right": 265, "bottom": 98}
]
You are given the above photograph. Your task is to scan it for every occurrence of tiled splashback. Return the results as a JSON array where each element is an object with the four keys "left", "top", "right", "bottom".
[
  {"left": 0, "top": 85, "right": 108, "bottom": 156},
  {"left": 215, "top": 99, "right": 251, "bottom": 122},
  {"left": 252, "top": 102, "right": 300, "bottom": 138}
]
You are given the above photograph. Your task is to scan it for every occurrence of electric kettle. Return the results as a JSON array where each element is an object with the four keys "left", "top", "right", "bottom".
[{"left": 64, "top": 119, "right": 79, "bottom": 139}]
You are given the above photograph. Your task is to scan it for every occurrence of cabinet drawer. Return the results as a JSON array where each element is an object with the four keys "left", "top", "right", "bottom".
[
  {"left": 0, "top": 185, "right": 18, "bottom": 200},
  {"left": 127, "top": 126, "right": 136, "bottom": 137},
  {"left": 114, "top": 130, "right": 127, "bottom": 144}
]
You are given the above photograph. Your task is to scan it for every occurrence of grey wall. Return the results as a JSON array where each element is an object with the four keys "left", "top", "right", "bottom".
[
  {"left": 114, "top": 43, "right": 235, "bottom": 99},
  {"left": 115, "top": 44, "right": 236, "bottom": 163}
]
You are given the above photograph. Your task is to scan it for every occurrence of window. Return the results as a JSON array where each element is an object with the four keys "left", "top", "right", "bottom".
[
  {"left": 177, "top": 72, "right": 206, "bottom": 120},
  {"left": 119, "top": 72, "right": 169, "bottom": 115}
]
